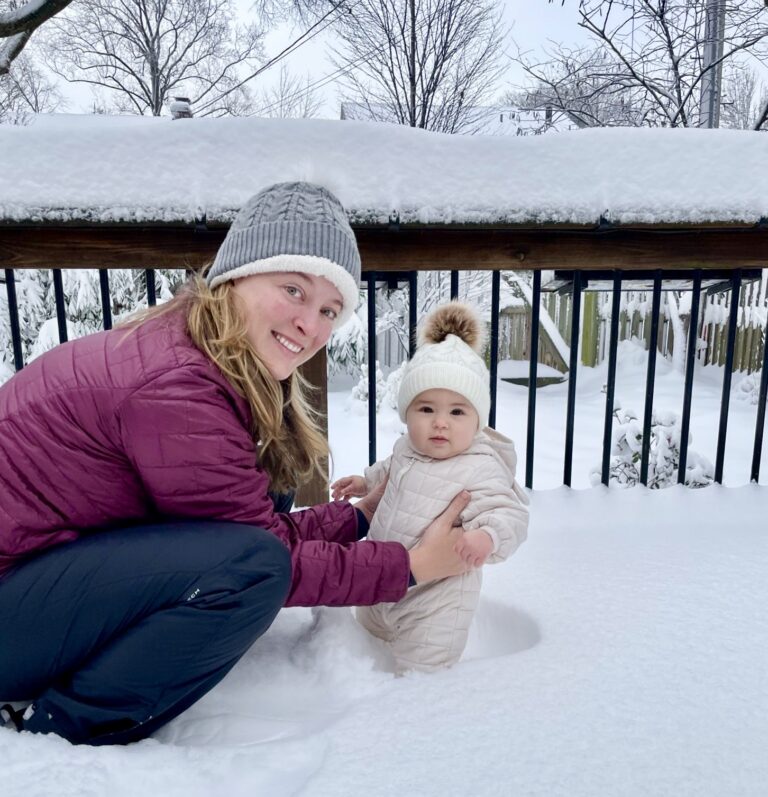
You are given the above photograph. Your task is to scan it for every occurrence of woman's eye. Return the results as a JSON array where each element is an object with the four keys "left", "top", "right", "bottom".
[
  {"left": 322, "top": 308, "right": 338, "bottom": 320},
  {"left": 284, "top": 285, "right": 301, "bottom": 298}
]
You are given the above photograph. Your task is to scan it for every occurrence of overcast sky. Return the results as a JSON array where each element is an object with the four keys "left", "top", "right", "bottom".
[
  {"left": 54, "top": 1, "right": 589, "bottom": 117},
  {"left": 253, "top": 0, "right": 589, "bottom": 117}
]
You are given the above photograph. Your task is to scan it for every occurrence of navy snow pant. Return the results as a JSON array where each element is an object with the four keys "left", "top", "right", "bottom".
[{"left": 0, "top": 512, "right": 293, "bottom": 745}]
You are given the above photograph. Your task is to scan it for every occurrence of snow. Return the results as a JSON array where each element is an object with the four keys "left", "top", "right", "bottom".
[
  {"left": 497, "top": 358, "right": 563, "bottom": 380},
  {"left": 0, "top": 114, "right": 766, "bottom": 225},
  {"left": 4, "top": 485, "right": 767, "bottom": 796},
  {"left": 3, "top": 339, "right": 768, "bottom": 796}
]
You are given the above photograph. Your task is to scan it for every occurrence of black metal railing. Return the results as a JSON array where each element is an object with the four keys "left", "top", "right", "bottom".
[
  {"left": 3, "top": 266, "right": 767, "bottom": 488},
  {"left": 359, "top": 267, "right": 766, "bottom": 488}
]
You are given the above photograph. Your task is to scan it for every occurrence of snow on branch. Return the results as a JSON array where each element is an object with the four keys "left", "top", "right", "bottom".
[{"left": 0, "top": 0, "right": 74, "bottom": 75}]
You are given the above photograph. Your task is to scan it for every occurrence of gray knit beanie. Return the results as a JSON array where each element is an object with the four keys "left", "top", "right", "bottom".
[{"left": 207, "top": 181, "right": 361, "bottom": 328}]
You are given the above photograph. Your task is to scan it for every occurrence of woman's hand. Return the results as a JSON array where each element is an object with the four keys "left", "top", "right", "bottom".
[
  {"left": 408, "top": 491, "right": 472, "bottom": 584},
  {"left": 331, "top": 475, "right": 367, "bottom": 501},
  {"left": 353, "top": 476, "right": 388, "bottom": 524}
]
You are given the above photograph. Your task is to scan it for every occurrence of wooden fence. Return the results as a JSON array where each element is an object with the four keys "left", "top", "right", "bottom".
[{"left": 499, "top": 274, "right": 767, "bottom": 373}]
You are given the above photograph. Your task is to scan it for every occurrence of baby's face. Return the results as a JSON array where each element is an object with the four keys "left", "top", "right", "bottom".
[{"left": 405, "top": 388, "right": 479, "bottom": 460}]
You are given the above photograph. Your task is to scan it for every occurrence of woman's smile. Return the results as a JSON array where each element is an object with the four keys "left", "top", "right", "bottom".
[{"left": 272, "top": 331, "right": 304, "bottom": 355}]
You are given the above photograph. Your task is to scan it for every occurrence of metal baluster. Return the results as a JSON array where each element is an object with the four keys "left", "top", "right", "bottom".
[
  {"left": 488, "top": 270, "right": 501, "bottom": 429},
  {"left": 601, "top": 271, "right": 622, "bottom": 486},
  {"left": 146, "top": 269, "right": 157, "bottom": 307},
  {"left": 367, "top": 272, "right": 377, "bottom": 466},
  {"left": 4, "top": 269, "right": 24, "bottom": 372},
  {"left": 52, "top": 268, "right": 68, "bottom": 343},
  {"left": 450, "top": 270, "right": 459, "bottom": 300},
  {"left": 99, "top": 270, "right": 112, "bottom": 330},
  {"left": 563, "top": 271, "right": 583, "bottom": 487},
  {"left": 408, "top": 271, "right": 418, "bottom": 358},
  {"left": 678, "top": 270, "right": 702, "bottom": 484},
  {"left": 640, "top": 271, "right": 662, "bottom": 485},
  {"left": 750, "top": 307, "right": 768, "bottom": 484},
  {"left": 715, "top": 269, "right": 742, "bottom": 484},
  {"left": 525, "top": 271, "right": 541, "bottom": 489}
]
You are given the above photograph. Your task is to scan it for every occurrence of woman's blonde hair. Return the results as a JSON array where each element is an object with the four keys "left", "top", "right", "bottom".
[{"left": 124, "top": 274, "right": 329, "bottom": 493}]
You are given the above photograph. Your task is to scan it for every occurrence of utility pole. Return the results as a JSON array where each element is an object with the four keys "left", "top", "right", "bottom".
[
  {"left": 699, "top": 0, "right": 727, "bottom": 128},
  {"left": 409, "top": 0, "right": 416, "bottom": 127}
]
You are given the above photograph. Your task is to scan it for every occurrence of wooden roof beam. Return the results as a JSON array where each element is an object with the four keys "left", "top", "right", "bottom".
[{"left": 1, "top": 224, "right": 766, "bottom": 271}]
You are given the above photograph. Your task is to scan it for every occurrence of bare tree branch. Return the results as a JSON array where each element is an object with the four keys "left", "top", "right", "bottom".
[
  {"left": 0, "top": 0, "right": 74, "bottom": 74},
  {"left": 0, "top": 0, "right": 73, "bottom": 36},
  {"left": 255, "top": 62, "right": 322, "bottom": 116},
  {"left": 514, "top": 0, "right": 768, "bottom": 129},
  {"left": 331, "top": 0, "right": 507, "bottom": 134},
  {"left": 41, "top": 0, "right": 265, "bottom": 116},
  {"left": 1, "top": 48, "right": 62, "bottom": 123}
]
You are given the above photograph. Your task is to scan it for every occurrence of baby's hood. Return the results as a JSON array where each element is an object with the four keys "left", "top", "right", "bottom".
[
  {"left": 474, "top": 427, "right": 530, "bottom": 506},
  {"left": 473, "top": 427, "right": 519, "bottom": 479}
]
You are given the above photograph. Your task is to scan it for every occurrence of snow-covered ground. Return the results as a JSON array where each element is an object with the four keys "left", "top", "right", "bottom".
[{"left": 4, "top": 344, "right": 767, "bottom": 797}]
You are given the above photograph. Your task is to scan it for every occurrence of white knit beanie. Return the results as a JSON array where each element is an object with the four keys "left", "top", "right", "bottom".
[{"left": 397, "top": 302, "right": 490, "bottom": 425}]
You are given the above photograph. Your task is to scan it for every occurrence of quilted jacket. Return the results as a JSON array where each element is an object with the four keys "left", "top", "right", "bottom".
[
  {"left": 363, "top": 428, "right": 529, "bottom": 560},
  {"left": 0, "top": 310, "right": 409, "bottom": 607},
  {"left": 357, "top": 428, "right": 529, "bottom": 671}
]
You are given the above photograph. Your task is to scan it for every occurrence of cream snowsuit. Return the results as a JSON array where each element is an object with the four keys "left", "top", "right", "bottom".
[{"left": 357, "top": 427, "right": 529, "bottom": 672}]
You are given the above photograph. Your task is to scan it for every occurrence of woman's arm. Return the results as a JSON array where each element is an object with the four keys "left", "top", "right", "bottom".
[{"left": 116, "top": 368, "right": 470, "bottom": 605}]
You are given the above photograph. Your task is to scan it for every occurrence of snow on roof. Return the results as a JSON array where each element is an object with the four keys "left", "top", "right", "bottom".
[{"left": 0, "top": 113, "right": 766, "bottom": 226}]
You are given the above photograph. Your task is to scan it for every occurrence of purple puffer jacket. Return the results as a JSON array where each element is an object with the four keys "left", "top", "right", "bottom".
[{"left": 0, "top": 310, "right": 409, "bottom": 607}]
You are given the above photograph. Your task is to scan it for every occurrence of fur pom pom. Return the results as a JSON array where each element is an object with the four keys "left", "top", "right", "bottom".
[{"left": 418, "top": 301, "right": 486, "bottom": 354}]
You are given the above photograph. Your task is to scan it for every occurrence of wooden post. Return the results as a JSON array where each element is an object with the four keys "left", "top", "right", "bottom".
[
  {"left": 295, "top": 348, "right": 330, "bottom": 507},
  {"left": 734, "top": 286, "right": 746, "bottom": 373},
  {"left": 644, "top": 308, "right": 652, "bottom": 350},
  {"left": 581, "top": 292, "right": 599, "bottom": 367},
  {"left": 718, "top": 294, "right": 729, "bottom": 367},
  {"left": 563, "top": 294, "right": 572, "bottom": 341}
]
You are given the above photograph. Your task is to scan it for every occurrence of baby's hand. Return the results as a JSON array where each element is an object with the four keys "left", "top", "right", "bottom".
[
  {"left": 454, "top": 529, "right": 494, "bottom": 568},
  {"left": 331, "top": 475, "right": 367, "bottom": 501}
]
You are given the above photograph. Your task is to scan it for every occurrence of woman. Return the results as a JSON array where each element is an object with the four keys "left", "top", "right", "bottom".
[{"left": 0, "top": 181, "right": 470, "bottom": 745}]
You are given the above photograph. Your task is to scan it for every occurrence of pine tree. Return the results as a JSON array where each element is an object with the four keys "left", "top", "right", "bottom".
[{"left": 0, "top": 268, "right": 186, "bottom": 382}]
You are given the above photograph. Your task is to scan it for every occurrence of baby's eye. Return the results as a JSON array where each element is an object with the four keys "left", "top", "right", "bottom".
[
  {"left": 451, "top": 409, "right": 466, "bottom": 416},
  {"left": 419, "top": 406, "right": 434, "bottom": 413}
]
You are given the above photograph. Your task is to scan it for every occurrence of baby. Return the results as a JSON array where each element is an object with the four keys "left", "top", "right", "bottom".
[{"left": 332, "top": 302, "right": 529, "bottom": 673}]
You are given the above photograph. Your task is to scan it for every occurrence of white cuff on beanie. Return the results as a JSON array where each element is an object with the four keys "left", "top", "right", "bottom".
[{"left": 208, "top": 254, "right": 360, "bottom": 329}]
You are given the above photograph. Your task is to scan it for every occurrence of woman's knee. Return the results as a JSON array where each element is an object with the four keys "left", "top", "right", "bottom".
[
  {"left": 224, "top": 525, "right": 292, "bottom": 603},
  {"left": 253, "top": 528, "right": 292, "bottom": 597}
]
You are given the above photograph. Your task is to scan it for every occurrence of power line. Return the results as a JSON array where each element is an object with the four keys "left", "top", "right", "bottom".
[
  {"left": 251, "top": 3, "right": 438, "bottom": 118},
  {"left": 196, "top": 1, "right": 355, "bottom": 114}
]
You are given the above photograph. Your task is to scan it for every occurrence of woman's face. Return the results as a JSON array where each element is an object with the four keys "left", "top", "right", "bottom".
[{"left": 232, "top": 272, "right": 344, "bottom": 380}]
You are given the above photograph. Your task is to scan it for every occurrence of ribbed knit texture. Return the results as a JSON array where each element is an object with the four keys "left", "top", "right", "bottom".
[
  {"left": 207, "top": 182, "right": 361, "bottom": 327},
  {"left": 397, "top": 333, "right": 491, "bottom": 425}
]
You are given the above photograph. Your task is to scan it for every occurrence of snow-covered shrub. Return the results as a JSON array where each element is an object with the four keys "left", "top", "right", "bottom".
[
  {"left": 351, "top": 362, "right": 387, "bottom": 409},
  {"left": 327, "top": 307, "right": 366, "bottom": 378},
  {"left": 591, "top": 403, "right": 714, "bottom": 489},
  {"left": 380, "top": 362, "right": 405, "bottom": 410},
  {"left": 735, "top": 373, "right": 762, "bottom": 405}
]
